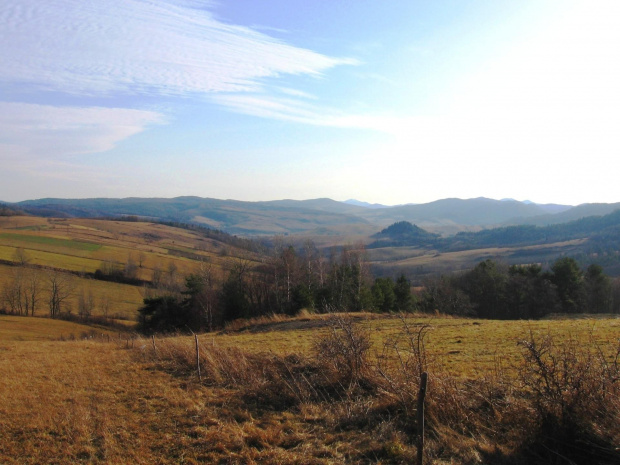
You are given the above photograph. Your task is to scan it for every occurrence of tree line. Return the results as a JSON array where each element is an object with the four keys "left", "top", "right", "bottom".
[
  {"left": 3, "top": 242, "right": 616, "bottom": 331},
  {"left": 419, "top": 257, "right": 619, "bottom": 319},
  {"left": 139, "top": 248, "right": 619, "bottom": 333},
  {"left": 137, "top": 242, "right": 413, "bottom": 333}
]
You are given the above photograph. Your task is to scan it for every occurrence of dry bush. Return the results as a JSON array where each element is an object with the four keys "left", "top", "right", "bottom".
[
  {"left": 312, "top": 314, "right": 372, "bottom": 391},
  {"left": 375, "top": 317, "right": 433, "bottom": 417},
  {"left": 517, "top": 331, "right": 620, "bottom": 464}
]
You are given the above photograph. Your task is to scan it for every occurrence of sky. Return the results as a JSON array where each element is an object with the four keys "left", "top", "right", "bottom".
[{"left": 1, "top": 0, "right": 619, "bottom": 206}]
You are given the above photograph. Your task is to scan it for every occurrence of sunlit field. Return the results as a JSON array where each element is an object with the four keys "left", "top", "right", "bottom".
[{"left": 1, "top": 312, "right": 618, "bottom": 464}]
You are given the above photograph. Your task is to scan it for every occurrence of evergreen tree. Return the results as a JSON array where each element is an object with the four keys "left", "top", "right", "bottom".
[
  {"left": 584, "top": 264, "right": 612, "bottom": 313},
  {"left": 394, "top": 274, "right": 413, "bottom": 312},
  {"left": 551, "top": 257, "right": 585, "bottom": 313},
  {"left": 371, "top": 277, "right": 396, "bottom": 312}
]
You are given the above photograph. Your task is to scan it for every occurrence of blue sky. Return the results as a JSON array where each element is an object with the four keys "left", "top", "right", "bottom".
[{"left": 1, "top": 0, "right": 619, "bottom": 205}]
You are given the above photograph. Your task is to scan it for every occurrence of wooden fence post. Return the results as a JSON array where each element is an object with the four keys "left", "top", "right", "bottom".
[
  {"left": 417, "top": 372, "right": 428, "bottom": 465},
  {"left": 151, "top": 335, "right": 156, "bottom": 354},
  {"left": 195, "top": 334, "right": 202, "bottom": 382}
]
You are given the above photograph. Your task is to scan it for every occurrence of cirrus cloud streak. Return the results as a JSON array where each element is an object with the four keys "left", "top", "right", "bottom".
[{"left": 0, "top": 0, "right": 354, "bottom": 97}]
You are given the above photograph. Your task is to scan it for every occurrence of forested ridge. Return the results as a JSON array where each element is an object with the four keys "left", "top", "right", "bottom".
[{"left": 371, "top": 209, "right": 620, "bottom": 251}]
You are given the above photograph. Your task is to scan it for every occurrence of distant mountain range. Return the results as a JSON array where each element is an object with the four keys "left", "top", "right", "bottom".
[
  {"left": 343, "top": 199, "right": 392, "bottom": 209},
  {"left": 4, "top": 196, "right": 620, "bottom": 237}
]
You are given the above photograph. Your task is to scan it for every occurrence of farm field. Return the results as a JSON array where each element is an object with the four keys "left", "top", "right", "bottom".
[
  {"left": 0, "top": 216, "right": 247, "bottom": 278},
  {"left": 0, "top": 313, "right": 618, "bottom": 464},
  {"left": 0, "top": 216, "right": 262, "bottom": 321},
  {"left": 369, "top": 239, "right": 588, "bottom": 280}
]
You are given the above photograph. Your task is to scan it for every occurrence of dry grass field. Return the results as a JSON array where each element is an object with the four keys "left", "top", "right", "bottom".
[
  {"left": 1, "top": 217, "right": 618, "bottom": 463},
  {"left": 212, "top": 312, "right": 620, "bottom": 378},
  {"left": 0, "top": 264, "right": 143, "bottom": 321},
  {"left": 0, "top": 216, "right": 262, "bottom": 322},
  {"left": 0, "top": 315, "right": 116, "bottom": 341},
  {"left": 0, "top": 216, "right": 252, "bottom": 279},
  {"left": 1, "top": 313, "right": 618, "bottom": 464}
]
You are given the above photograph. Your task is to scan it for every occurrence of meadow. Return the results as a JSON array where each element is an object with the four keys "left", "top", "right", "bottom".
[
  {"left": 0, "top": 313, "right": 618, "bottom": 464},
  {"left": 0, "top": 314, "right": 115, "bottom": 341}
]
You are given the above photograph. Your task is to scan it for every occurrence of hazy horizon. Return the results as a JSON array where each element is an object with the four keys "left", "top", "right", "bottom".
[
  {"left": 4, "top": 194, "right": 601, "bottom": 209},
  {"left": 2, "top": 1, "right": 619, "bottom": 205}
]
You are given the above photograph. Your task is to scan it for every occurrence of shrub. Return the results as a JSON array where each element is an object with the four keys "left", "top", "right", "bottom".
[
  {"left": 312, "top": 314, "right": 372, "bottom": 390},
  {"left": 518, "top": 331, "right": 620, "bottom": 464}
]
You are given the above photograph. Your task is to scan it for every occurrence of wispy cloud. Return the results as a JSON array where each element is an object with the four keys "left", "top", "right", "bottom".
[
  {"left": 0, "top": 0, "right": 361, "bottom": 167},
  {"left": 211, "top": 93, "right": 424, "bottom": 133},
  {"left": 0, "top": 0, "right": 355, "bottom": 97},
  {"left": 0, "top": 103, "right": 163, "bottom": 161}
]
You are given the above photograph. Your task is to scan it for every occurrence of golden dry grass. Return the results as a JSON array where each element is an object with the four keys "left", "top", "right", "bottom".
[
  {"left": 0, "top": 264, "right": 143, "bottom": 321},
  {"left": 142, "top": 314, "right": 620, "bottom": 464},
  {"left": 0, "top": 339, "right": 211, "bottom": 464},
  {"left": 0, "top": 337, "right": 387, "bottom": 464},
  {"left": 209, "top": 312, "right": 620, "bottom": 378},
  {"left": 0, "top": 313, "right": 618, "bottom": 464},
  {"left": 0, "top": 315, "right": 113, "bottom": 341}
]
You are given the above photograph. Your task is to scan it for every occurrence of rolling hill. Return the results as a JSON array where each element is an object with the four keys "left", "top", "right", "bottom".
[
  {"left": 366, "top": 209, "right": 620, "bottom": 280},
  {"left": 3, "top": 195, "right": 596, "bottom": 236},
  {"left": 0, "top": 215, "right": 264, "bottom": 322}
]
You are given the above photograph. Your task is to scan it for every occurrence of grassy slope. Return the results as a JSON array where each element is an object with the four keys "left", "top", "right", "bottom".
[
  {"left": 0, "top": 216, "right": 260, "bottom": 321},
  {"left": 1, "top": 313, "right": 618, "bottom": 464},
  {"left": 0, "top": 264, "right": 143, "bottom": 320},
  {"left": 209, "top": 312, "right": 620, "bottom": 378},
  {"left": 0, "top": 315, "right": 116, "bottom": 341}
]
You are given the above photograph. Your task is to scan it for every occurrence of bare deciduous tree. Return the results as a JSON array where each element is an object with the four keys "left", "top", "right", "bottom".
[
  {"left": 23, "top": 269, "right": 42, "bottom": 316},
  {"left": 13, "top": 247, "right": 30, "bottom": 266},
  {"left": 151, "top": 264, "right": 163, "bottom": 289},
  {"left": 47, "top": 271, "right": 75, "bottom": 318},
  {"left": 2, "top": 267, "right": 42, "bottom": 316},
  {"left": 195, "top": 260, "right": 220, "bottom": 331},
  {"left": 78, "top": 288, "right": 95, "bottom": 319},
  {"left": 2, "top": 269, "right": 24, "bottom": 315},
  {"left": 125, "top": 254, "right": 138, "bottom": 279},
  {"left": 100, "top": 294, "right": 111, "bottom": 319}
]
